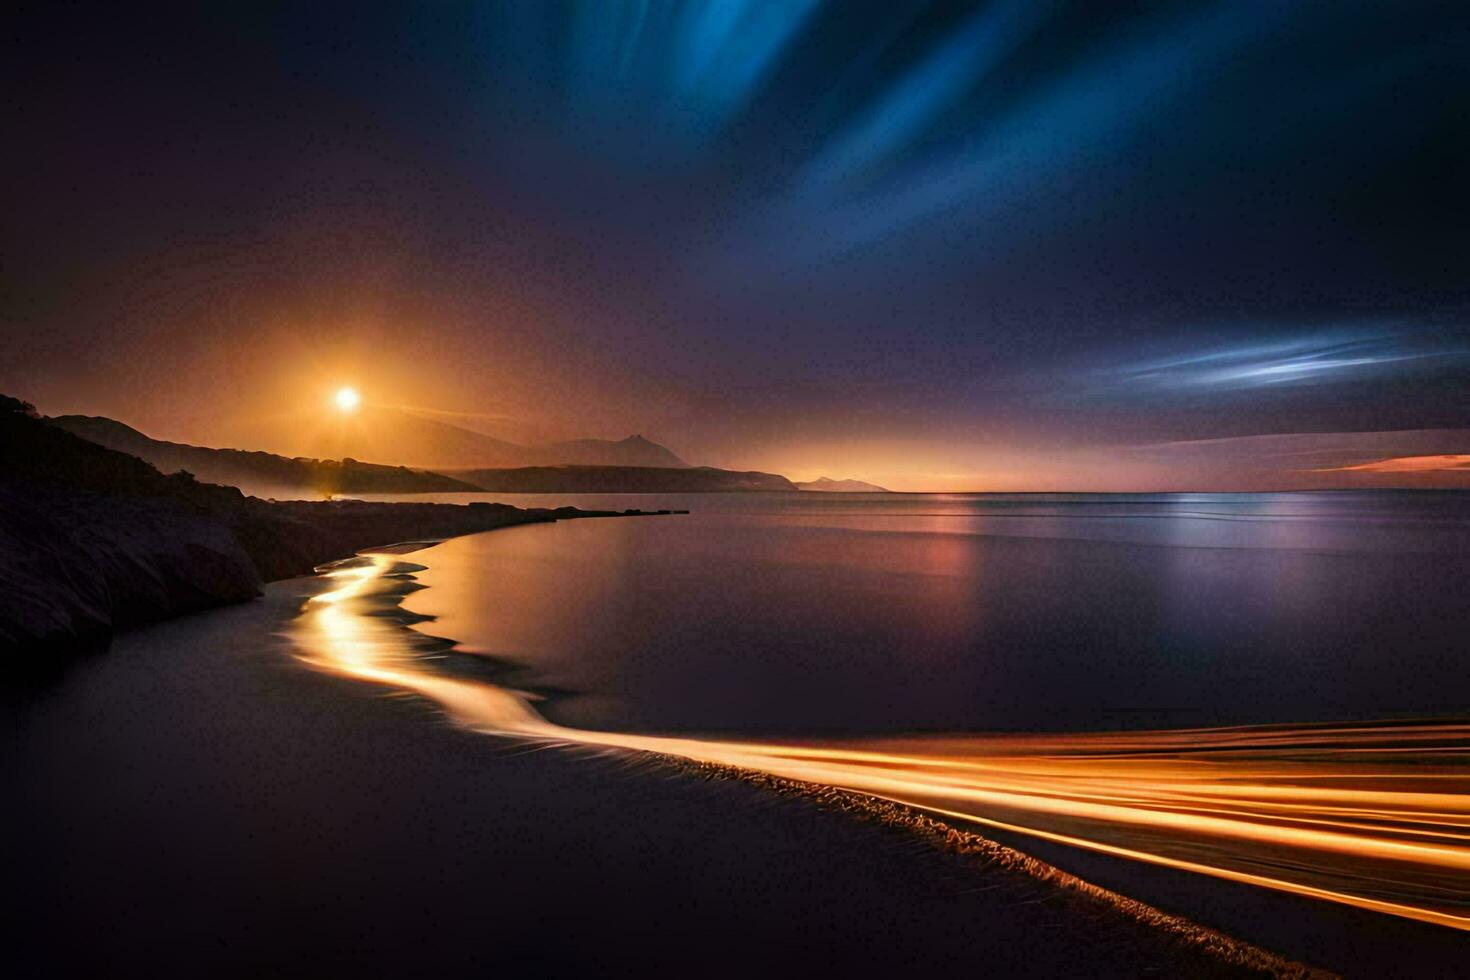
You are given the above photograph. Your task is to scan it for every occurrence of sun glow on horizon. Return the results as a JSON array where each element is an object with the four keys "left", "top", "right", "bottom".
[{"left": 334, "top": 386, "right": 361, "bottom": 413}]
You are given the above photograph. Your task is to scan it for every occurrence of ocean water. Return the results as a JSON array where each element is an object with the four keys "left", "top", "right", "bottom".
[
  {"left": 358, "top": 490, "right": 1470, "bottom": 735},
  {"left": 297, "top": 490, "right": 1470, "bottom": 933}
]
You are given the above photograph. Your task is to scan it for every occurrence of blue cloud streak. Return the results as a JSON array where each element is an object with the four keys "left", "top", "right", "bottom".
[{"left": 1110, "top": 331, "right": 1465, "bottom": 391}]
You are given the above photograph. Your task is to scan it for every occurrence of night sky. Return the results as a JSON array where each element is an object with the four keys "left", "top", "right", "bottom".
[{"left": 4, "top": 1, "right": 1468, "bottom": 489}]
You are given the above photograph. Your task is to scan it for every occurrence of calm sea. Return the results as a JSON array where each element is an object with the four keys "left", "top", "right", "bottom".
[{"left": 357, "top": 491, "right": 1470, "bottom": 735}]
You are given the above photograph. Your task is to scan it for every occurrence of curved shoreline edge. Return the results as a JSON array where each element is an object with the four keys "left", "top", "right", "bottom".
[
  {"left": 288, "top": 536, "right": 1324, "bottom": 979},
  {"left": 0, "top": 478, "right": 676, "bottom": 669},
  {"left": 1, "top": 389, "right": 700, "bottom": 663},
  {"left": 662, "top": 756, "right": 1322, "bottom": 979}
]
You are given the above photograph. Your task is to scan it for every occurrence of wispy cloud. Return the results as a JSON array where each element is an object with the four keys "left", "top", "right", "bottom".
[
  {"left": 777, "top": 3, "right": 1299, "bottom": 257},
  {"left": 554, "top": 0, "right": 821, "bottom": 149},
  {"left": 795, "top": 0, "right": 1051, "bottom": 198},
  {"left": 1122, "top": 429, "right": 1470, "bottom": 474},
  {"left": 1101, "top": 329, "right": 1465, "bottom": 394}
]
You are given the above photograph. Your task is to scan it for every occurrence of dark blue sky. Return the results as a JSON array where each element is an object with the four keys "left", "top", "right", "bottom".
[{"left": 4, "top": 1, "right": 1468, "bottom": 487}]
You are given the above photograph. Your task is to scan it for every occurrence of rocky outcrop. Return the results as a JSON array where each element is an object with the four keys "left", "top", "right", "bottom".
[
  {"left": 0, "top": 485, "right": 590, "bottom": 661},
  {"left": 0, "top": 395, "right": 631, "bottom": 663},
  {"left": 0, "top": 485, "right": 262, "bottom": 655},
  {"left": 218, "top": 498, "right": 571, "bottom": 583}
]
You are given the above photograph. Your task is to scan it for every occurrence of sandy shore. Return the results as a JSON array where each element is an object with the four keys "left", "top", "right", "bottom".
[
  {"left": 289, "top": 537, "right": 1470, "bottom": 975},
  {"left": 3, "top": 553, "right": 1325, "bottom": 979}
]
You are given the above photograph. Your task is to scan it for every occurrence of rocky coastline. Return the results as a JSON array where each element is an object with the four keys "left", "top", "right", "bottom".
[{"left": 0, "top": 395, "right": 656, "bottom": 663}]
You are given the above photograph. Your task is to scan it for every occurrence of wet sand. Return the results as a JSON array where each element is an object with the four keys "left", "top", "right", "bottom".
[
  {"left": 287, "top": 541, "right": 1470, "bottom": 975},
  {"left": 4, "top": 567, "right": 1317, "bottom": 978}
]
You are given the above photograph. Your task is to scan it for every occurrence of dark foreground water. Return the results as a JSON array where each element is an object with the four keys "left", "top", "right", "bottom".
[{"left": 367, "top": 490, "right": 1470, "bottom": 735}]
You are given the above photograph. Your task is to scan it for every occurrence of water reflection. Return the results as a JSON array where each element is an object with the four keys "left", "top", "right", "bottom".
[
  {"left": 291, "top": 545, "right": 1470, "bottom": 932},
  {"left": 382, "top": 495, "right": 1470, "bottom": 733}
]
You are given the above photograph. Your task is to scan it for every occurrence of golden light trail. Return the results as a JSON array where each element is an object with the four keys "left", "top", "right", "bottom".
[{"left": 292, "top": 551, "right": 1470, "bottom": 934}]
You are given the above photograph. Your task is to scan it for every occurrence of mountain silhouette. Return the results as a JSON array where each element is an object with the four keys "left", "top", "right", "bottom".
[
  {"left": 50, "top": 412, "right": 784, "bottom": 496},
  {"left": 233, "top": 406, "right": 690, "bottom": 470},
  {"left": 50, "top": 415, "right": 479, "bottom": 497},
  {"left": 533, "top": 435, "right": 688, "bottom": 468},
  {"left": 451, "top": 465, "right": 796, "bottom": 493},
  {"left": 795, "top": 477, "right": 891, "bottom": 492}
]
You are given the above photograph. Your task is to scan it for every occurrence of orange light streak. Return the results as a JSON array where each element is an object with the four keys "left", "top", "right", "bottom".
[{"left": 291, "top": 552, "right": 1470, "bottom": 932}]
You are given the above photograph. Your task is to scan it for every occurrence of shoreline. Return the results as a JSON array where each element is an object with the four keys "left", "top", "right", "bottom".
[
  {"left": 2, "top": 389, "right": 700, "bottom": 664},
  {"left": 291, "top": 526, "right": 1470, "bottom": 973},
  {"left": 3, "top": 549, "right": 1320, "bottom": 979},
  {"left": 8, "top": 408, "right": 1458, "bottom": 975},
  {"left": 287, "top": 534, "right": 1325, "bottom": 976},
  {"left": 0, "top": 466, "right": 678, "bottom": 667},
  {"left": 299, "top": 539, "right": 1324, "bottom": 973},
  {"left": 651, "top": 754, "right": 1318, "bottom": 977}
]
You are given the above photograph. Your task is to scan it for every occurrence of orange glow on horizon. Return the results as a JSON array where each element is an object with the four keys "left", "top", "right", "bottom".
[{"left": 1325, "top": 454, "right": 1470, "bottom": 473}]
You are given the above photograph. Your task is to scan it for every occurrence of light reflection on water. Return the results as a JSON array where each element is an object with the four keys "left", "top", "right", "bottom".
[
  {"left": 358, "top": 492, "right": 1470, "bottom": 733},
  {"left": 291, "top": 493, "right": 1470, "bottom": 932}
]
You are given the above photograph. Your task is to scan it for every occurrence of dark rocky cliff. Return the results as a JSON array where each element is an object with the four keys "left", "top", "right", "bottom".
[{"left": 0, "top": 395, "right": 611, "bottom": 662}]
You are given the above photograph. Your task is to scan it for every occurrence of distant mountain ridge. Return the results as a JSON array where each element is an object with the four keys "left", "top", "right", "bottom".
[
  {"left": 239, "top": 406, "right": 691, "bottom": 470},
  {"left": 795, "top": 477, "right": 891, "bottom": 492},
  {"left": 51, "top": 414, "right": 800, "bottom": 495},
  {"left": 450, "top": 465, "right": 797, "bottom": 493},
  {"left": 531, "top": 434, "right": 687, "bottom": 468},
  {"left": 50, "top": 416, "right": 479, "bottom": 497}
]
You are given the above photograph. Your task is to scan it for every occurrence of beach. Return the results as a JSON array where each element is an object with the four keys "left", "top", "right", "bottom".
[
  {"left": 8, "top": 5, "right": 1466, "bottom": 975},
  {"left": 8, "top": 502, "right": 1470, "bottom": 976},
  {"left": 8, "top": 489, "right": 1470, "bottom": 976},
  {"left": 3, "top": 552, "right": 1318, "bottom": 979},
  {"left": 285, "top": 506, "right": 1470, "bottom": 974}
]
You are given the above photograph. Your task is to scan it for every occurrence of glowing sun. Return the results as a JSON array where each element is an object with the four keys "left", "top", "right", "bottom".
[{"left": 334, "top": 386, "right": 361, "bottom": 413}]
